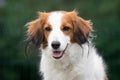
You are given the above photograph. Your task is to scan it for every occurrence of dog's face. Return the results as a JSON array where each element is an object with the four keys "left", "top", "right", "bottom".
[{"left": 26, "top": 11, "right": 92, "bottom": 59}]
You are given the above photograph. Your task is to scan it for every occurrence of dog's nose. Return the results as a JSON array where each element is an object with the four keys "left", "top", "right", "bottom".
[{"left": 51, "top": 41, "right": 60, "bottom": 49}]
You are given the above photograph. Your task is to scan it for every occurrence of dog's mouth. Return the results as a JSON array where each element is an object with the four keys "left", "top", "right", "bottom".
[
  {"left": 52, "top": 51, "right": 64, "bottom": 59},
  {"left": 52, "top": 44, "right": 69, "bottom": 59}
]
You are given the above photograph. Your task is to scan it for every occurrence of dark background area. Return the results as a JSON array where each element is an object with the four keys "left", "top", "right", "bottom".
[{"left": 0, "top": 0, "right": 120, "bottom": 80}]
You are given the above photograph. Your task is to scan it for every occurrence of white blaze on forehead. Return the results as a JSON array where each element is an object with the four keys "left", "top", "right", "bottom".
[
  {"left": 47, "top": 12, "right": 70, "bottom": 50},
  {"left": 48, "top": 12, "right": 63, "bottom": 29}
]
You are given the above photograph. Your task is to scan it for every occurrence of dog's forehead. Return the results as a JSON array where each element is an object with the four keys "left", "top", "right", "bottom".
[{"left": 47, "top": 12, "right": 64, "bottom": 28}]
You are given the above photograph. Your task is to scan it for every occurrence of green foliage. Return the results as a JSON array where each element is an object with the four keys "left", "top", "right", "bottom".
[{"left": 0, "top": 0, "right": 120, "bottom": 80}]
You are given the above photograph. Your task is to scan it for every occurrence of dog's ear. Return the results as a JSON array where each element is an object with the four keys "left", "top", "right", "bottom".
[
  {"left": 26, "top": 12, "right": 48, "bottom": 47},
  {"left": 70, "top": 11, "right": 92, "bottom": 45},
  {"left": 74, "top": 17, "right": 92, "bottom": 45}
]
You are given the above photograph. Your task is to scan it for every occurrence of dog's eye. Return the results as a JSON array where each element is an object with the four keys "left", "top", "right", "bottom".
[
  {"left": 45, "top": 27, "right": 51, "bottom": 32},
  {"left": 62, "top": 26, "right": 70, "bottom": 31}
]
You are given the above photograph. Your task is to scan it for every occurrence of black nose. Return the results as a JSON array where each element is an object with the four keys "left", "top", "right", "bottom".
[{"left": 51, "top": 41, "right": 60, "bottom": 49}]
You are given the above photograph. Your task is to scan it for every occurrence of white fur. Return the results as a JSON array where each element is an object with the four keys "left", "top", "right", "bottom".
[
  {"left": 48, "top": 12, "right": 70, "bottom": 52},
  {"left": 40, "top": 12, "right": 106, "bottom": 80}
]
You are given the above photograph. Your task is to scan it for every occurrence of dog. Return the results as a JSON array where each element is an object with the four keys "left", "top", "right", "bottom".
[{"left": 26, "top": 11, "right": 108, "bottom": 80}]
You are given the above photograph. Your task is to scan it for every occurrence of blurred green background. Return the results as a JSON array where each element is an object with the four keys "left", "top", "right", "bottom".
[{"left": 0, "top": 0, "right": 120, "bottom": 80}]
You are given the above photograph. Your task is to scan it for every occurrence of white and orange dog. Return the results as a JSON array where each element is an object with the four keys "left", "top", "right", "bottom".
[{"left": 26, "top": 11, "right": 108, "bottom": 80}]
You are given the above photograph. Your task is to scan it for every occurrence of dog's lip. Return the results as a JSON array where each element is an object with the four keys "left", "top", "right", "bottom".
[
  {"left": 52, "top": 43, "right": 69, "bottom": 59},
  {"left": 52, "top": 51, "right": 64, "bottom": 59}
]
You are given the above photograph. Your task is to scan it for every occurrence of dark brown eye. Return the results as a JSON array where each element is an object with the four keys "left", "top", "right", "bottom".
[
  {"left": 62, "top": 26, "right": 70, "bottom": 31},
  {"left": 45, "top": 27, "right": 51, "bottom": 32}
]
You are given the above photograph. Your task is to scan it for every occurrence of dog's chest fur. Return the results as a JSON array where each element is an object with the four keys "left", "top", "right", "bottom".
[{"left": 40, "top": 43, "right": 105, "bottom": 80}]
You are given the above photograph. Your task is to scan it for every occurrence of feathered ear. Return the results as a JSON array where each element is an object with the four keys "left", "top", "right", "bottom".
[
  {"left": 74, "top": 15, "right": 92, "bottom": 45},
  {"left": 26, "top": 19, "right": 44, "bottom": 47},
  {"left": 26, "top": 12, "right": 48, "bottom": 47}
]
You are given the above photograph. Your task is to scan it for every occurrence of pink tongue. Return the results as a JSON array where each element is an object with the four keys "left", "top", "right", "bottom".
[{"left": 53, "top": 51, "right": 62, "bottom": 58}]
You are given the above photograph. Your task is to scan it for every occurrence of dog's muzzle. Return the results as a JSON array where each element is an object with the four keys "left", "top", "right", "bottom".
[{"left": 52, "top": 42, "right": 69, "bottom": 59}]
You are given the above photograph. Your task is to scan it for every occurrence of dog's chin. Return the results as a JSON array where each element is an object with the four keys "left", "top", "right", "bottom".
[{"left": 52, "top": 51, "right": 64, "bottom": 59}]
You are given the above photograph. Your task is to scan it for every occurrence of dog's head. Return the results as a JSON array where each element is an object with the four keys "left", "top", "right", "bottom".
[{"left": 26, "top": 11, "right": 92, "bottom": 59}]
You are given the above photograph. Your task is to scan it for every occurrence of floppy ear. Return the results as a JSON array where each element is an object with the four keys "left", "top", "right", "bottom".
[
  {"left": 74, "top": 16, "right": 92, "bottom": 45},
  {"left": 26, "top": 19, "right": 44, "bottom": 47},
  {"left": 26, "top": 12, "right": 48, "bottom": 47}
]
